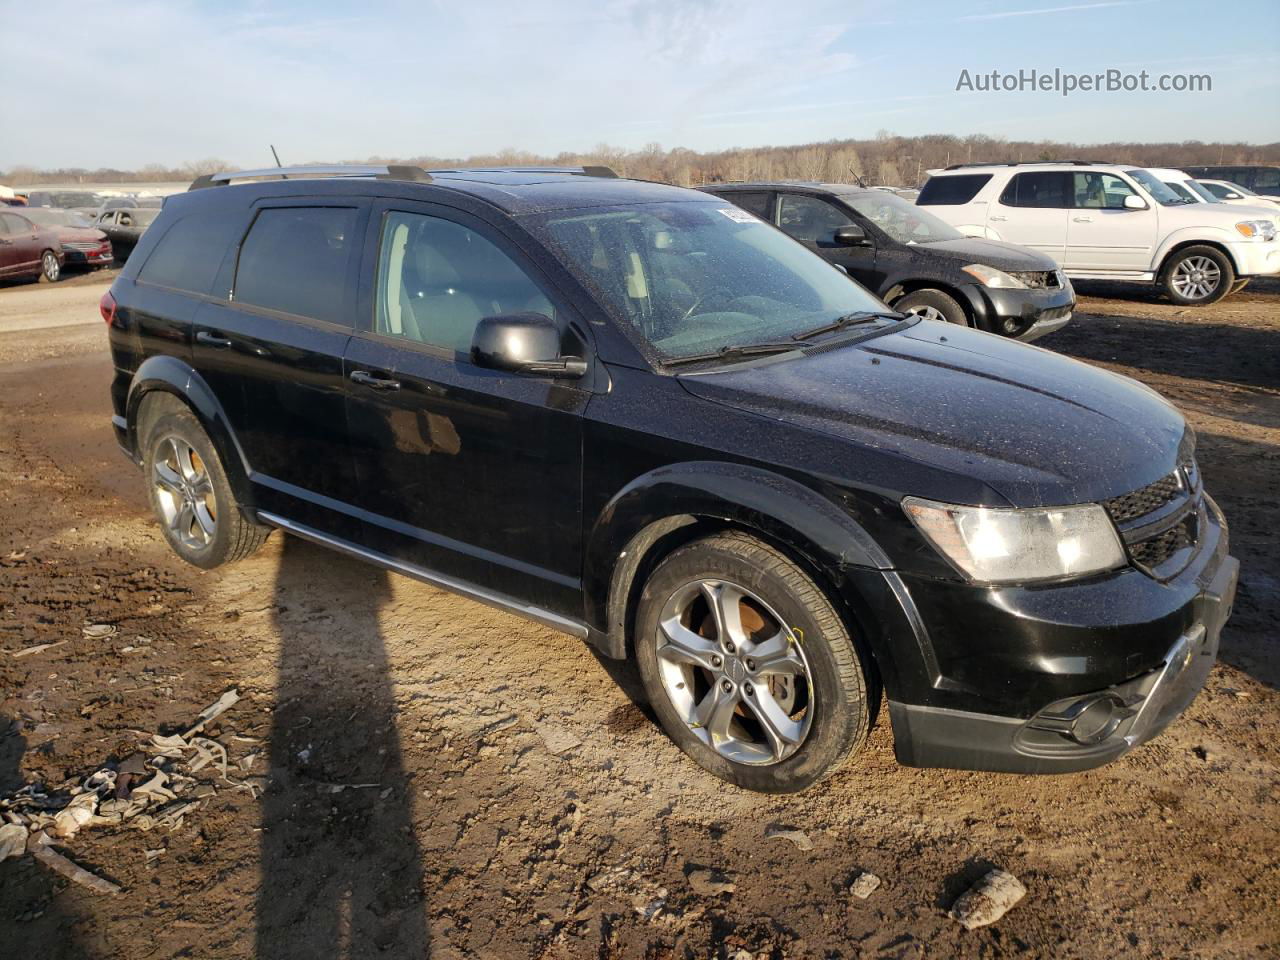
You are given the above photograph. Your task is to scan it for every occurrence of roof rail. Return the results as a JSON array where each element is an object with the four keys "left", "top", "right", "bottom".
[
  {"left": 187, "top": 164, "right": 433, "bottom": 191},
  {"left": 942, "top": 159, "right": 1110, "bottom": 171},
  {"left": 428, "top": 165, "right": 620, "bottom": 179}
]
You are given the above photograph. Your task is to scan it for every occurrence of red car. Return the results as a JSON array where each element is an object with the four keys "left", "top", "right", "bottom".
[
  {"left": 17, "top": 208, "right": 113, "bottom": 272},
  {"left": 0, "top": 209, "right": 66, "bottom": 282}
]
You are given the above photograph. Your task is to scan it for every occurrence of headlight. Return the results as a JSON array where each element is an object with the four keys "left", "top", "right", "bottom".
[
  {"left": 1235, "top": 220, "right": 1276, "bottom": 241},
  {"left": 902, "top": 497, "right": 1125, "bottom": 583},
  {"left": 961, "top": 263, "right": 1027, "bottom": 288}
]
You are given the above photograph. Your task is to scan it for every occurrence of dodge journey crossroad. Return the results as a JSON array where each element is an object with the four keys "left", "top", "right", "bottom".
[{"left": 103, "top": 164, "right": 1238, "bottom": 792}]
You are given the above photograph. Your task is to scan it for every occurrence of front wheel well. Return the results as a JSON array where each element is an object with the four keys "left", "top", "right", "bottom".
[
  {"left": 883, "top": 281, "right": 975, "bottom": 324},
  {"left": 608, "top": 515, "right": 884, "bottom": 707},
  {"left": 1157, "top": 239, "right": 1237, "bottom": 279}
]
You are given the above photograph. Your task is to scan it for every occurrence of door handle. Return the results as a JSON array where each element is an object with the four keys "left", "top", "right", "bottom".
[
  {"left": 1073, "top": 216, "right": 1093, "bottom": 223},
  {"left": 989, "top": 215, "right": 1007, "bottom": 222},
  {"left": 196, "top": 331, "right": 232, "bottom": 349},
  {"left": 350, "top": 370, "right": 401, "bottom": 390}
]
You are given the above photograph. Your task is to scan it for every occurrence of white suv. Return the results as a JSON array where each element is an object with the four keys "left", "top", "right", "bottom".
[{"left": 917, "top": 162, "right": 1280, "bottom": 304}]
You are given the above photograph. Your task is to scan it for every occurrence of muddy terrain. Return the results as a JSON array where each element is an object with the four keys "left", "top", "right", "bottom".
[{"left": 1, "top": 275, "right": 1277, "bottom": 959}]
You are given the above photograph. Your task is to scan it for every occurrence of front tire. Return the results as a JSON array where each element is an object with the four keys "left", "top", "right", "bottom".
[
  {"left": 38, "top": 251, "right": 60, "bottom": 283},
  {"left": 634, "top": 532, "right": 872, "bottom": 793},
  {"left": 141, "top": 406, "right": 269, "bottom": 569},
  {"left": 894, "top": 288, "right": 969, "bottom": 326},
  {"left": 1163, "top": 246, "right": 1234, "bottom": 305}
]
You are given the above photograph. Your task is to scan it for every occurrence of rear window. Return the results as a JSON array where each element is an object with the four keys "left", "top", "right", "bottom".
[
  {"left": 917, "top": 174, "right": 991, "bottom": 205},
  {"left": 999, "top": 172, "right": 1069, "bottom": 208},
  {"left": 233, "top": 207, "right": 357, "bottom": 325},
  {"left": 138, "top": 213, "right": 241, "bottom": 295}
]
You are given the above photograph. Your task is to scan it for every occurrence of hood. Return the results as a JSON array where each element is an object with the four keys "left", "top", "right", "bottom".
[
  {"left": 911, "top": 236, "right": 1058, "bottom": 272},
  {"left": 679, "top": 321, "right": 1187, "bottom": 508},
  {"left": 56, "top": 226, "right": 106, "bottom": 242}
]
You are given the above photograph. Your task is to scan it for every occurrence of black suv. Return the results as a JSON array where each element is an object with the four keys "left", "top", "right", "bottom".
[
  {"left": 700, "top": 182, "right": 1074, "bottom": 341},
  {"left": 104, "top": 164, "right": 1237, "bottom": 792}
]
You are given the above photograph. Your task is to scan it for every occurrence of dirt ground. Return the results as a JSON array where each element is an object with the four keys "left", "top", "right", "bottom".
[{"left": 0, "top": 272, "right": 1277, "bottom": 960}]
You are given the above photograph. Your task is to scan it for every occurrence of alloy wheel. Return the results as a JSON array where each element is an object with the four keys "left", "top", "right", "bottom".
[
  {"left": 152, "top": 436, "right": 217, "bottom": 550},
  {"left": 904, "top": 304, "right": 945, "bottom": 323},
  {"left": 654, "top": 579, "right": 814, "bottom": 765},
  {"left": 41, "top": 252, "right": 59, "bottom": 282},
  {"left": 1171, "top": 256, "right": 1221, "bottom": 301}
]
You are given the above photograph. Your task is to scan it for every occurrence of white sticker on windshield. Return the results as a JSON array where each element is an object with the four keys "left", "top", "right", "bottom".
[{"left": 717, "top": 207, "right": 760, "bottom": 224}]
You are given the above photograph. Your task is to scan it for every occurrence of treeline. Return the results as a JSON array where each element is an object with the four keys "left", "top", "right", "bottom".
[{"left": 7, "top": 133, "right": 1280, "bottom": 188}]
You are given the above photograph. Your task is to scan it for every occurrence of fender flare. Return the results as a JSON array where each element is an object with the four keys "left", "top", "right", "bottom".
[
  {"left": 1152, "top": 229, "right": 1240, "bottom": 275},
  {"left": 583, "top": 461, "right": 892, "bottom": 658},
  {"left": 125, "top": 355, "right": 255, "bottom": 509}
]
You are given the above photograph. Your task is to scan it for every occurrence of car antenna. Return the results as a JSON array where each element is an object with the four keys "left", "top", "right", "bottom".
[
  {"left": 848, "top": 164, "right": 866, "bottom": 188},
  {"left": 270, "top": 144, "right": 287, "bottom": 179}
]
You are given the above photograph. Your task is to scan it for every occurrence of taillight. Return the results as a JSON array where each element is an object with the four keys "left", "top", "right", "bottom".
[{"left": 100, "top": 291, "right": 117, "bottom": 325}]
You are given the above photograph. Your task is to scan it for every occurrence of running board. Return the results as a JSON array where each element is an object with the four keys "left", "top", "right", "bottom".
[
  {"left": 256, "top": 511, "right": 589, "bottom": 639},
  {"left": 1062, "top": 270, "right": 1155, "bottom": 281}
]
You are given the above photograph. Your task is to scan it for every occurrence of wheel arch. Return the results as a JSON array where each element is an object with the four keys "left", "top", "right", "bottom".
[
  {"left": 126, "top": 355, "right": 256, "bottom": 510},
  {"left": 1155, "top": 236, "right": 1239, "bottom": 278},
  {"left": 883, "top": 280, "right": 980, "bottom": 328},
  {"left": 584, "top": 463, "right": 894, "bottom": 681}
]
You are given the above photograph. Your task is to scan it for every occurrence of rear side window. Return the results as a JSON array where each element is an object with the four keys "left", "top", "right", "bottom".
[
  {"left": 139, "top": 213, "right": 241, "bottom": 295},
  {"left": 1253, "top": 168, "right": 1280, "bottom": 191},
  {"left": 234, "top": 207, "right": 357, "bottom": 325},
  {"left": 722, "top": 192, "right": 774, "bottom": 220},
  {"left": 917, "top": 174, "right": 991, "bottom": 205},
  {"left": 999, "top": 172, "right": 1069, "bottom": 208}
]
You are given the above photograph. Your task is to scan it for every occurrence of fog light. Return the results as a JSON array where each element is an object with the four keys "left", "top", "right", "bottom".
[{"left": 1069, "top": 695, "right": 1126, "bottom": 745}]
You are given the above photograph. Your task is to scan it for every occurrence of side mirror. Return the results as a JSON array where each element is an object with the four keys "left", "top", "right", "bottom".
[
  {"left": 833, "top": 224, "right": 871, "bottom": 246},
  {"left": 471, "top": 313, "right": 587, "bottom": 379},
  {"left": 1224, "top": 192, "right": 1241, "bottom": 200},
  {"left": 1122, "top": 195, "right": 1148, "bottom": 210}
]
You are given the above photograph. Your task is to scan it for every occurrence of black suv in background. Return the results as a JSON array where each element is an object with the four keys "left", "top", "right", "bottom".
[
  {"left": 700, "top": 182, "right": 1074, "bottom": 341},
  {"left": 1182, "top": 165, "right": 1280, "bottom": 199},
  {"left": 104, "top": 164, "right": 1236, "bottom": 792}
]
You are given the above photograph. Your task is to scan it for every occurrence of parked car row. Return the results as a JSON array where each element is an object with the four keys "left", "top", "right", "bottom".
[
  {"left": 916, "top": 162, "right": 1280, "bottom": 304},
  {"left": 0, "top": 207, "right": 115, "bottom": 282}
]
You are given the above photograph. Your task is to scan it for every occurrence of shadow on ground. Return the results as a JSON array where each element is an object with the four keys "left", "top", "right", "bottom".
[{"left": 256, "top": 536, "right": 430, "bottom": 957}]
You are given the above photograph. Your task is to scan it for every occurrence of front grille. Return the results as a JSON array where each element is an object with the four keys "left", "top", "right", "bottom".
[
  {"left": 1128, "top": 518, "right": 1194, "bottom": 568},
  {"left": 1104, "top": 455, "right": 1202, "bottom": 578},
  {"left": 1104, "top": 472, "right": 1183, "bottom": 523},
  {"left": 1010, "top": 270, "right": 1061, "bottom": 289}
]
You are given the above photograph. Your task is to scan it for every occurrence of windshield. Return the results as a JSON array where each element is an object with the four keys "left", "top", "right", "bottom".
[
  {"left": 845, "top": 192, "right": 962, "bottom": 243},
  {"left": 1163, "top": 181, "right": 1196, "bottom": 202},
  {"left": 1184, "top": 180, "right": 1220, "bottom": 203},
  {"left": 21, "top": 208, "right": 92, "bottom": 228},
  {"left": 531, "top": 201, "right": 888, "bottom": 361},
  {"left": 1126, "top": 169, "right": 1191, "bottom": 205}
]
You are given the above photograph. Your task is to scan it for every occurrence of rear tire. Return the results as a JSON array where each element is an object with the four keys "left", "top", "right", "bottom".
[
  {"left": 38, "top": 251, "right": 60, "bottom": 283},
  {"left": 1162, "top": 246, "right": 1234, "bottom": 305},
  {"left": 141, "top": 405, "right": 269, "bottom": 569},
  {"left": 894, "top": 288, "right": 969, "bottom": 326},
  {"left": 634, "top": 532, "right": 872, "bottom": 793}
]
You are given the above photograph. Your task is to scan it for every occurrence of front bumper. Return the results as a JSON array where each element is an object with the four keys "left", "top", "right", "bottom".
[
  {"left": 959, "top": 280, "right": 1075, "bottom": 341},
  {"left": 1225, "top": 238, "right": 1280, "bottom": 277},
  {"left": 871, "top": 496, "right": 1237, "bottom": 774}
]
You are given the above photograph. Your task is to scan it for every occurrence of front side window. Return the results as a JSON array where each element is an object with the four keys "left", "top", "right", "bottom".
[
  {"left": 530, "top": 201, "right": 888, "bottom": 362},
  {"left": 778, "top": 195, "right": 854, "bottom": 243},
  {"left": 844, "top": 192, "right": 962, "bottom": 244},
  {"left": 374, "top": 211, "right": 553, "bottom": 353},
  {"left": 234, "top": 207, "right": 357, "bottom": 324},
  {"left": 999, "top": 172, "right": 1069, "bottom": 208}
]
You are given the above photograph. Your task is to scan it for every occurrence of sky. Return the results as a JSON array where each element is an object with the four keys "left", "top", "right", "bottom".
[{"left": 2, "top": 0, "right": 1277, "bottom": 170}]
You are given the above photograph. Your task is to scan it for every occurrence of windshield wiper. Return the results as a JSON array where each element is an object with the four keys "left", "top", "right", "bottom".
[
  {"left": 664, "top": 341, "right": 801, "bottom": 367},
  {"left": 790, "top": 310, "right": 906, "bottom": 342}
]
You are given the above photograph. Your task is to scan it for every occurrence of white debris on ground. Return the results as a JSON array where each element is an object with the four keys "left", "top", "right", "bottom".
[
  {"left": 0, "top": 688, "right": 249, "bottom": 895},
  {"left": 763, "top": 823, "right": 814, "bottom": 851},
  {"left": 949, "top": 868, "right": 1027, "bottom": 930},
  {"left": 849, "top": 871, "right": 881, "bottom": 899}
]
